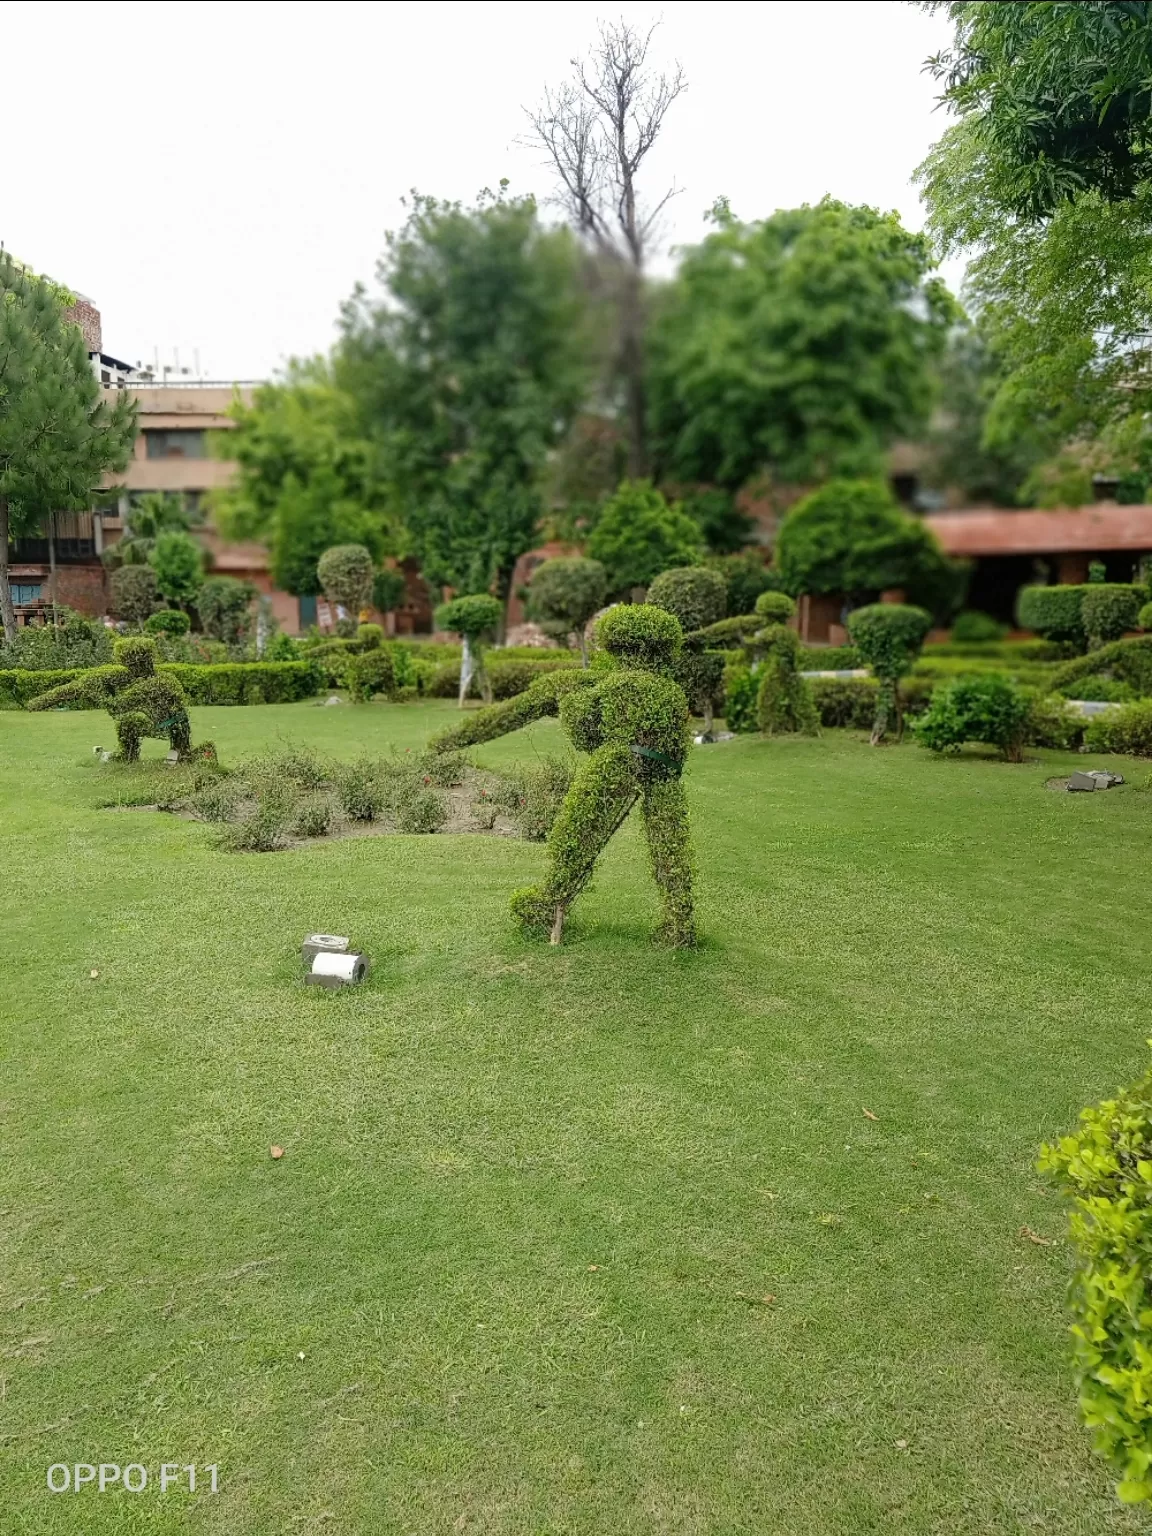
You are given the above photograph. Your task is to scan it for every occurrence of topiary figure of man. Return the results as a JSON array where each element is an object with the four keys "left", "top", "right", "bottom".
[
  {"left": 846, "top": 603, "right": 932, "bottom": 745},
  {"left": 747, "top": 592, "right": 818, "bottom": 737},
  {"left": 430, "top": 604, "right": 696, "bottom": 947},
  {"left": 434, "top": 594, "right": 504, "bottom": 706},
  {"left": 27, "top": 636, "right": 193, "bottom": 762}
]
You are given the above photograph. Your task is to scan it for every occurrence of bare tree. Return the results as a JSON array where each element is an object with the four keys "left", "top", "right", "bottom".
[{"left": 527, "top": 19, "right": 686, "bottom": 477}]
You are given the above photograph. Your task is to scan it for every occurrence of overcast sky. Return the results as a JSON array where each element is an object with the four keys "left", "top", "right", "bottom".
[{"left": 4, "top": 0, "right": 956, "bottom": 382}]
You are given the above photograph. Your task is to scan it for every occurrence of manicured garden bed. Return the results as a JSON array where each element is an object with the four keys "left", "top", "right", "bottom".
[{"left": 2, "top": 701, "right": 1148, "bottom": 1532}]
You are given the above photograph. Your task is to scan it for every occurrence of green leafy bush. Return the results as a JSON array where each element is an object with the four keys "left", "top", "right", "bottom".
[
  {"left": 373, "top": 567, "right": 407, "bottom": 614},
  {"left": 1139, "top": 603, "right": 1152, "bottom": 633},
  {"left": 1038, "top": 1062, "right": 1152, "bottom": 1504},
  {"left": 723, "top": 665, "right": 760, "bottom": 733},
  {"left": 345, "top": 648, "right": 395, "bottom": 704},
  {"left": 196, "top": 576, "right": 257, "bottom": 644},
  {"left": 149, "top": 530, "right": 204, "bottom": 605},
  {"left": 525, "top": 557, "right": 607, "bottom": 662},
  {"left": 707, "top": 551, "right": 782, "bottom": 617},
  {"left": 586, "top": 480, "right": 705, "bottom": 593},
  {"left": 143, "top": 609, "right": 191, "bottom": 638},
  {"left": 807, "top": 675, "right": 934, "bottom": 730},
  {"left": 775, "top": 478, "right": 960, "bottom": 614},
  {"left": 1084, "top": 699, "right": 1152, "bottom": 756},
  {"left": 434, "top": 594, "right": 504, "bottom": 639},
  {"left": 393, "top": 788, "right": 449, "bottom": 834},
  {"left": 491, "top": 757, "right": 575, "bottom": 841},
  {"left": 0, "top": 608, "right": 115, "bottom": 672},
  {"left": 648, "top": 566, "right": 727, "bottom": 632},
  {"left": 1082, "top": 585, "right": 1146, "bottom": 649},
  {"left": 912, "top": 674, "right": 1031, "bottom": 761},
  {"left": 1025, "top": 691, "right": 1085, "bottom": 750},
  {"left": 1058, "top": 676, "right": 1137, "bottom": 704},
  {"left": 952, "top": 610, "right": 1008, "bottom": 643},
  {"left": 847, "top": 602, "right": 932, "bottom": 743},
  {"left": 110, "top": 564, "right": 160, "bottom": 625}
]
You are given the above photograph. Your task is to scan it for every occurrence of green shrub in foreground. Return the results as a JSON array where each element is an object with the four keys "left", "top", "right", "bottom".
[
  {"left": 1039, "top": 1063, "right": 1152, "bottom": 1504},
  {"left": 1051, "top": 637, "right": 1152, "bottom": 700},
  {"left": 912, "top": 674, "right": 1031, "bottom": 761}
]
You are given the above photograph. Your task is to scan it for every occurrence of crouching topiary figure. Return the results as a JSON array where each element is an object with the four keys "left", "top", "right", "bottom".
[
  {"left": 430, "top": 605, "right": 696, "bottom": 947},
  {"left": 27, "top": 637, "right": 193, "bottom": 762}
]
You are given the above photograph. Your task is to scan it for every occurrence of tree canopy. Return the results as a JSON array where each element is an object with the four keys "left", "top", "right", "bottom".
[
  {"left": 775, "top": 479, "right": 961, "bottom": 615},
  {"left": 210, "top": 359, "right": 398, "bottom": 597},
  {"left": 337, "top": 189, "right": 590, "bottom": 599},
  {"left": 585, "top": 480, "right": 705, "bottom": 595},
  {"left": 647, "top": 199, "right": 955, "bottom": 491},
  {"left": 0, "top": 252, "right": 136, "bottom": 640},
  {"left": 917, "top": 2, "right": 1152, "bottom": 450}
]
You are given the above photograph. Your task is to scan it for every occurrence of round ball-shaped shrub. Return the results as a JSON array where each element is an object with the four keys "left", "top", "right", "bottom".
[
  {"left": 144, "top": 608, "right": 191, "bottom": 637},
  {"left": 1140, "top": 602, "right": 1152, "bottom": 633},
  {"left": 846, "top": 603, "right": 932, "bottom": 680},
  {"left": 317, "top": 544, "right": 375, "bottom": 615},
  {"left": 372, "top": 567, "right": 407, "bottom": 614},
  {"left": 648, "top": 566, "right": 726, "bottom": 632},
  {"left": 594, "top": 603, "right": 682, "bottom": 668},
  {"left": 527, "top": 558, "right": 608, "bottom": 637},
  {"left": 755, "top": 590, "right": 796, "bottom": 624},
  {"left": 356, "top": 622, "right": 385, "bottom": 648},
  {"left": 434, "top": 594, "right": 504, "bottom": 639}
]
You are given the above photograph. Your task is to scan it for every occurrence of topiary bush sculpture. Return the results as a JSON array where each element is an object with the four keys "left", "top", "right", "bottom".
[
  {"left": 753, "top": 590, "right": 797, "bottom": 627},
  {"left": 1038, "top": 1055, "right": 1152, "bottom": 1506},
  {"left": 434, "top": 593, "right": 505, "bottom": 705},
  {"left": 1082, "top": 585, "right": 1145, "bottom": 650},
  {"left": 318, "top": 544, "right": 375, "bottom": 637},
  {"left": 525, "top": 557, "right": 608, "bottom": 665},
  {"left": 431, "top": 603, "right": 696, "bottom": 947},
  {"left": 847, "top": 603, "right": 933, "bottom": 744},
  {"left": 26, "top": 636, "right": 194, "bottom": 762},
  {"left": 754, "top": 623, "right": 819, "bottom": 737}
]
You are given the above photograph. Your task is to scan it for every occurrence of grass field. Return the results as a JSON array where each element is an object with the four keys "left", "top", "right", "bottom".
[{"left": 3, "top": 699, "right": 1151, "bottom": 1534}]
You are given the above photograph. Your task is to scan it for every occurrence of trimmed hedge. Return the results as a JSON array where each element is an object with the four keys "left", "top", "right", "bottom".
[
  {"left": 1017, "top": 583, "right": 1147, "bottom": 647},
  {"left": 5, "top": 661, "right": 322, "bottom": 709},
  {"left": 1051, "top": 636, "right": 1152, "bottom": 699},
  {"left": 1084, "top": 699, "right": 1152, "bottom": 756},
  {"left": 723, "top": 670, "right": 932, "bottom": 732},
  {"left": 424, "top": 655, "right": 582, "bottom": 700}
]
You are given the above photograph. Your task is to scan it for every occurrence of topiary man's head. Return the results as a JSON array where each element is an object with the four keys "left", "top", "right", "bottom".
[
  {"left": 113, "top": 636, "right": 159, "bottom": 679},
  {"left": 594, "top": 603, "right": 682, "bottom": 669}
]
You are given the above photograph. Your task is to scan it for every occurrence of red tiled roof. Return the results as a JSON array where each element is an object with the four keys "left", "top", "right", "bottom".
[{"left": 924, "top": 504, "right": 1152, "bottom": 557}]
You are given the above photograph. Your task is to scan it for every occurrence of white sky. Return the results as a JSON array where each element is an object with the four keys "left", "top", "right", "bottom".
[{"left": 3, "top": 0, "right": 957, "bottom": 382}]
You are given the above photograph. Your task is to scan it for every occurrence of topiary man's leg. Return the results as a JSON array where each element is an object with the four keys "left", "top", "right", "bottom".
[
  {"left": 510, "top": 743, "right": 638, "bottom": 944},
  {"left": 114, "top": 711, "right": 149, "bottom": 763},
  {"left": 168, "top": 708, "right": 193, "bottom": 760},
  {"left": 640, "top": 774, "right": 697, "bottom": 947}
]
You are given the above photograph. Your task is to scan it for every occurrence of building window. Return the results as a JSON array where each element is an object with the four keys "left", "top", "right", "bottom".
[
  {"left": 12, "top": 583, "right": 43, "bottom": 605},
  {"left": 144, "top": 429, "right": 207, "bottom": 460},
  {"left": 298, "top": 593, "right": 318, "bottom": 630}
]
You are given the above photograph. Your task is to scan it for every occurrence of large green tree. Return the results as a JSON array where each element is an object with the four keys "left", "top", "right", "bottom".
[
  {"left": 647, "top": 199, "right": 955, "bottom": 492},
  {"left": 0, "top": 254, "right": 136, "bottom": 641},
  {"left": 210, "top": 359, "right": 398, "bottom": 597},
  {"left": 917, "top": 2, "right": 1152, "bottom": 450},
  {"left": 775, "top": 478, "right": 963, "bottom": 617},
  {"left": 336, "top": 188, "right": 590, "bottom": 601}
]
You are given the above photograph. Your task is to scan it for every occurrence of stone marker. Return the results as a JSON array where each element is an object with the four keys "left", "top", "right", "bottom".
[
  {"left": 1068, "top": 770, "right": 1125, "bottom": 791},
  {"left": 1068, "top": 771, "right": 1099, "bottom": 791},
  {"left": 301, "top": 933, "right": 351, "bottom": 964}
]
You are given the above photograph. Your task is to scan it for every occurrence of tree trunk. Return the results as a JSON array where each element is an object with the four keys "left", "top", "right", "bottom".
[
  {"left": 48, "top": 511, "right": 59, "bottom": 630},
  {"left": 702, "top": 698, "right": 714, "bottom": 735},
  {"left": 620, "top": 267, "right": 648, "bottom": 478},
  {"left": 0, "top": 496, "right": 16, "bottom": 645},
  {"left": 579, "top": 629, "right": 589, "bottom": 668}
]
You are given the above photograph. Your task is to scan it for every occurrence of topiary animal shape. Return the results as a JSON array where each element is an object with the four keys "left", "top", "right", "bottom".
[
  {"left": 27, "top": 636, "right": 193, "bottom": 762},
  {"left": 430, "top": 604, "right": 696, "bottom": 947}
]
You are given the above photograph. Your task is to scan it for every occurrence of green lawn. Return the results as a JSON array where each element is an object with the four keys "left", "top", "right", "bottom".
[{"left": 3, "top": 700, "right": 1151, "bottom": 1534}]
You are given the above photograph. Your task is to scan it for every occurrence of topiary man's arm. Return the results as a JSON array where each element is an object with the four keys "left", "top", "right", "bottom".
[
  {"left": 25, "top": 667, "right": 129, "bottom": 712},
  {"left": 429, "top": 668, "right": 596, "bottom": 753}
]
